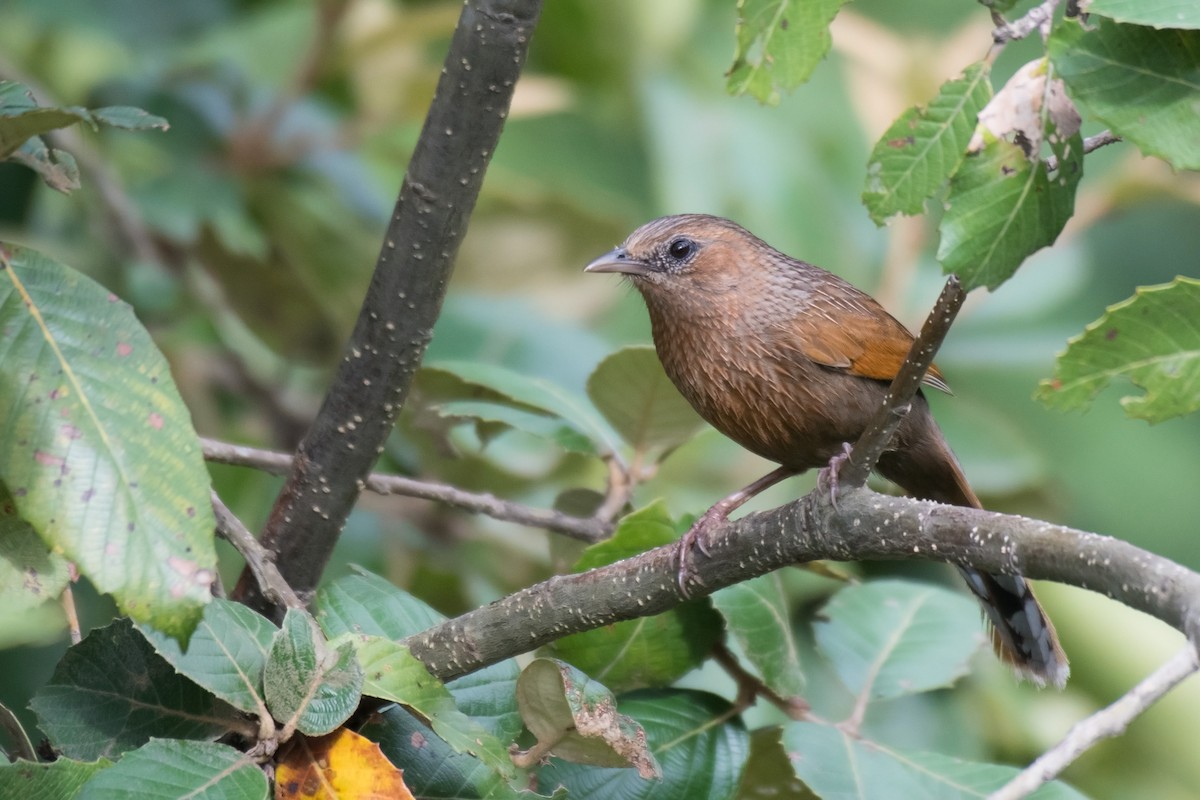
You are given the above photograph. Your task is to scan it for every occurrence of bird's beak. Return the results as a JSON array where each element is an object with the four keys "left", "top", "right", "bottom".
[{"left": 584, "top": 247, "right": 653, "bottom": 276}]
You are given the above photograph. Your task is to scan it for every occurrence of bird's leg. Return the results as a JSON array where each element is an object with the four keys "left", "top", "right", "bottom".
[
  {"left": 677, "top": 465, "right": 796, "bottom": 596},
  {"left": 816, "top": 442, "right": 854, "bottom": 509}
]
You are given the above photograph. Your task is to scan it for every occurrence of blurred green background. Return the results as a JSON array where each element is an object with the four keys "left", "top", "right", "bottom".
[{"left": 2, "top": 1, "right": 1199, "bottom": 797}]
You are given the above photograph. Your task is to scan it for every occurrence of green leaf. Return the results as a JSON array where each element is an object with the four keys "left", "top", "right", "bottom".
[
  {"left": 712, "top": 573, "right": 805, "bottom": 698},
  {"left": 0, "top": 492, "right": 71, "bottom": 638},
  {"left": 355, "top": 635, "right": 515, "bottom": 780},
  {"left": 784, "top": 721, "right": 1088, "bottom": 799},
  {"left": 138, "top": 599, "right": 277, "bottom": 715},
  {"left": 937, "top": 133, "right": 1082, "bottom": 291},
  {"left": 29, "top": 619, "right": 241, "bottom": 760},
  {"left": 1050, "top": 19, "right": 1200, "bottom": 170},
  {"left": 1087, "top": 0, "right": 1200, "bottom": 29},
  {"left": 546, "top": 503, "right": 723, "bottom": 692},
  {"left": 0, "top": 82, "right": 167, "bottom": 193},
  {"left": 0, "top": 245, "right": 216, "bottom": 638},
  {"left": 263, "top": 609, "right": 362, "bottom": 737},
  {"left": 1036, "top": 277, "right": 1200, "bottom": 423},
  {"left": 586, "top": 345, "right": 704, "bottom": 458},
  {"left": 420, "top": 361, "right": 620, "bottom": 455},
  {"left": 863, "top": 64, "right": 994, "bottom": 223},
  {"left": 0, "top": 758, "right": 112, "bottom": 799},
  {"left": 314, "top": 570, "right": 523, "bottom": 741},
  {"left": 727, "top": 0, "right": 851, "bottom": 104},
  {"left": 361, "top": 705, "right": 528, "bottom": 800},
  {"left": 535, "top": 690, "right": 750, "bottom": 800},
  {"left": 813, "top": 580, "right": 983, "bottom": 702},
  {"left": 76, "top": 740, "right": 266, "bottom": 800},
  {"left": 516, "top": 659, "right": 660, "bottom": 778},
  {"left": 436, "top": 399, "right": 599, "bottom": 455}
]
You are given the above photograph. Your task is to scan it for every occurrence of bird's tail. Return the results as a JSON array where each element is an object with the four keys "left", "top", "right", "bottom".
[{"left": 878, "top": 427, "right": 1069, "bottom": 688}]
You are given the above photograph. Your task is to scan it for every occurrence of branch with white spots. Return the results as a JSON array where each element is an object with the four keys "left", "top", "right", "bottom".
[{"left": 405, "top": 486, "right": 1200, "bottom": 681}]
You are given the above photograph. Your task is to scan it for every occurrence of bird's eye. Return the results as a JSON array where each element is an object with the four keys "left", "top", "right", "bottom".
[{"left": 667, "top": 237, "right": 695, "bottom": 262}]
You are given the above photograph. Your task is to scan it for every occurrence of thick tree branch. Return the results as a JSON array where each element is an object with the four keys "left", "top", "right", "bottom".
[
  {"left": 235, "top": 0, "right": 545, "bottom": 614},
  {"left": 202, "top": 437, "right": 609, "bottom": 542},
  {"left": 405, "top": 487, "right": 1200, "bottom": 682},
  {"left": 991, "top": 647, "right": 1200, "bottom": 800},
  {"left": 838, "top": 276, "right": 967, "bottom": 489}
]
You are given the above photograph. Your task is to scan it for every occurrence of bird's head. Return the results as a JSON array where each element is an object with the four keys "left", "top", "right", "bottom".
[{"left": 584, "top": 214, "right": 770, "bottom": 299}]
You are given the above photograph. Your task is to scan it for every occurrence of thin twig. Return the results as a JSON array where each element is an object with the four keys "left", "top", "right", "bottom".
[
  {"left": 989, "top": 647, "right": 1200, "bottom": 800},
  {"left": 201, "top": 437, "right": 610, "bottom": 543},
  {"left": 837, "top": 277, "right": 968, "bottom": 490},
  {"left": 61, "top": 570, "right": 82, "bottom": 645},
  {"left": 992, "top": 0, "right": 1061, "bottom": 43},
  {"left": 711, "top": 641, "right": 809, "bottom": 720},
  {"left": 211, "top": 491, "right": 304, "bottom": 609},
  {"left": 1045, "top": 130, "right": 1121, "bottom": 173}
]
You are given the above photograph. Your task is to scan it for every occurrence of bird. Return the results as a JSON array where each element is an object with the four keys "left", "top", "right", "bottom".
[{"left": 585, "top": 213, "right": 1068, "bottom": 688}]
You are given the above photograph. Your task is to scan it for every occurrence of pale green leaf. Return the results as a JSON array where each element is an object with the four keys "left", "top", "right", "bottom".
[
  {"left": 813, "top": 580, "right": 984, "bottom": 701},
  {"left": 0, "top": 245, "right": 215, "bottom": 637},
  {"left": 586, "top": 345, "right": 704, "bottom": 458},
  {"left": 727, "top": 0, "right": 850, "bottom": 104},
  {"left": 1036, "top": 277, "right": 1200, "bottom": 423},
  {"left": 784, "top": 721, "right": 1088, "bottom": 799},
  {"left": 712, "top": 574, "right": 805, "bottom": 698},
  {"left": 1087, "top": 0, "right": 1200, "bottom": 29}
]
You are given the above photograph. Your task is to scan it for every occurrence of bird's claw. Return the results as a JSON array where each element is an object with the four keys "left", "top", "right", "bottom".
[
  {"left": 676, "top": 507, "right": 723, "bottom": 596},
  {"left": 817, "top": 443, "right": 854, "bottom": 510}
]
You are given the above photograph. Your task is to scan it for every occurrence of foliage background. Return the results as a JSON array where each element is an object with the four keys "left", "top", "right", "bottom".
[{"left": 1, "top": 1, "right": 1199, "bottom": 797}]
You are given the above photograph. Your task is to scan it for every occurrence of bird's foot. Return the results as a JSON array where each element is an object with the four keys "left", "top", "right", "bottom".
[
  {"left": 676, "top": 505, "right": 729, "bottom": 597},
  {"left": 817, "top": 443, "right": 854, "bottom": 509}
]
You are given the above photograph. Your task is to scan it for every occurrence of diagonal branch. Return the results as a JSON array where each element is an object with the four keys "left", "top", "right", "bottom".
[
  {"left": 405, "top": 485, "right": 1200, "bottom": 682},
  {"left": 234, "top": 0, "right": 545, "bottom": 614},
  {"left": 837, "top": 276, "right": 968, "bottom": 490},
  {"left": 990, "top": 647, "right": 1200, "bottom": 800}
]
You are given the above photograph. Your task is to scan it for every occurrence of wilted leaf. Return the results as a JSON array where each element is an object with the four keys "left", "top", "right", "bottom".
[
  {"left": 515, "top": 659, "right": 659, "bottom": 778},
  {"left": 1037, "top": 277, "right": 1200, "bottom": 423},
  {"left": 968, "top": 59, "right": 1080, "bottom": 159},
  {"left": 276, "top": 729, "right": 412, "bottom": 800},
  {"left": 535, "top": 690, "right": 750, "bottom": 799}
]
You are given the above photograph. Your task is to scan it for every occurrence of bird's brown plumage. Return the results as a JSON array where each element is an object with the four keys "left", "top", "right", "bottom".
[{"left": 586, "top": 213, "right": 1068, "bottom": 688}]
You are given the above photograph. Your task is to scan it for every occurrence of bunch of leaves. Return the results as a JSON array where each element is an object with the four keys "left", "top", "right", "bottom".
[
  {"left": 0, "top": 81, "right": 167, "bottom": 193},
  {"left": 734, "top": 0, "right": 1200, "bottom": 421}
]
